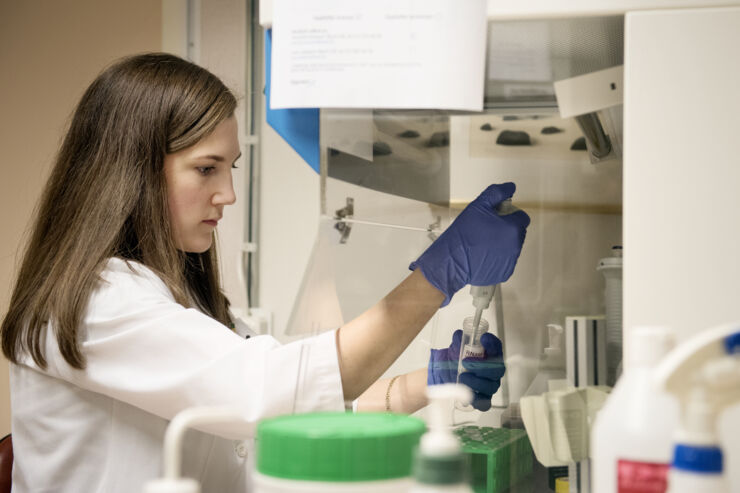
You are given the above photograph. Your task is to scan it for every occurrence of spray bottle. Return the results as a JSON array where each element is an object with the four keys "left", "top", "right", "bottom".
[
  {"left": 455, "top": 199, "right": 518, "bottom": 410},
  {"left": 411, "top": 384, "right": 474, "bottom": 493},
  {"left": 653, "top": 323, "right": 740, "bottom": 493}
]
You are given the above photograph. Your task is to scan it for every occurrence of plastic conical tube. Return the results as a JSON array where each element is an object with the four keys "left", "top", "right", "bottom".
[{"left": 455, "top": 316, "right": 489, "bottom": 411}]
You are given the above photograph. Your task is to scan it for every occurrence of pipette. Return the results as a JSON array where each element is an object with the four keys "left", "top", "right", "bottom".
[
  {"left": 455, "top": 199, "right": 519, "bottom": 411},
  {"left": 467, "top": 285, "right": 496, "bottom": 357},
  {"left": 467, "top": 199, "right": 520, "bottom": 340}
]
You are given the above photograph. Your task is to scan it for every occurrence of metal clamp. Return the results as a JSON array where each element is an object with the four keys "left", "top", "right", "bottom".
[
  {"left": 427, "top": 216, "right": 441, "bottom": 242},
  {"left": 334, "top": 197, "right": 354, "bottom": 244}
]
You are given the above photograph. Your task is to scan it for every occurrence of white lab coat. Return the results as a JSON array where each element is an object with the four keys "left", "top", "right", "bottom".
[{"left": 9, "top": 258, "right": 345, "bottom": 492}]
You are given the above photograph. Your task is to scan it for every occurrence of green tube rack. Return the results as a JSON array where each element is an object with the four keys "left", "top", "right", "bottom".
[{"left": 454, "top": 426, "right": 534, "bottom": 493}]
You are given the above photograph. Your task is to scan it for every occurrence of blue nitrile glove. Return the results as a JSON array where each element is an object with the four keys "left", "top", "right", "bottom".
[
  {"left": 428, "top": 330, "right": 506, "bottom": 411},
  {"left": 409, "top": 182, "right": 530, "bottom": 306}
]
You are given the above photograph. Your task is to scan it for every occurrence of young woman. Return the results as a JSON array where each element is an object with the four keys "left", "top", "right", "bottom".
[{"left": 1, "top": 53, "right": 529, "bottom": 492}]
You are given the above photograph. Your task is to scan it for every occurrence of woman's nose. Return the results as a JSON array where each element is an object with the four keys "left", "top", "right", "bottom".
[{"left": 213, "top": 175, "right": 236, "bottom": 206}]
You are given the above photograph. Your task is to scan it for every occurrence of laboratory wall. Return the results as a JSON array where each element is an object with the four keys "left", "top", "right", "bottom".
[{"left": 0, "top": 0, "right": 162, "bottom": 437}]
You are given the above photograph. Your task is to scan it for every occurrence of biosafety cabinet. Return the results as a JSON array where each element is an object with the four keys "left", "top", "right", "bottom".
[{"left": 255, "top": 2, "right": 740, "bottom": 492}]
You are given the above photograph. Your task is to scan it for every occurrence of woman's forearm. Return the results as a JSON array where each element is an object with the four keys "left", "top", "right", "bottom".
[
  {"left": 336, "top": 269, "right": 443, "bottom": 401},
  {"left": 356, "top": 368, "right": 428, "bottom": 413}
]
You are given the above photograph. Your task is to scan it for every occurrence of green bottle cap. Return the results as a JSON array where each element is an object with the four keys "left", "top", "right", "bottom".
[{"left": 257, "top": 412, "right": 426, "bottom": 482}]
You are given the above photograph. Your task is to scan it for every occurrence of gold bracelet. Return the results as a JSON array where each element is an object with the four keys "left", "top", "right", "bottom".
[{"left": 385, "top": 375, "right": 401, "bottom": 412}]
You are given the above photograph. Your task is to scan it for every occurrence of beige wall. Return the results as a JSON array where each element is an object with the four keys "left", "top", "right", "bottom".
[{"left": 0, "top": 0, "right": 162, "bottom": 436}]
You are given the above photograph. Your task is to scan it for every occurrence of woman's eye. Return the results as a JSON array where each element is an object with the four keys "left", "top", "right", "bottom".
[{"left": 196, "top": 166, "right": 215, "bottom": 176}]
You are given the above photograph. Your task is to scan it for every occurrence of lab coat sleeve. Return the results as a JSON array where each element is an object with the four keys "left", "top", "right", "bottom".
[{"left": 38, "top": 258, "right": 346, "bottom": 439}]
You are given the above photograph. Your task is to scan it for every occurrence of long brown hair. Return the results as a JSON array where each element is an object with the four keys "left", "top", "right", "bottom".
[{"left": 1, "top": 53, "right": 237, "bottom": 369}]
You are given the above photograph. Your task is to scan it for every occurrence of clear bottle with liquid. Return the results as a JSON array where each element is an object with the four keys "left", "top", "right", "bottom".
[{"left": 455, "top": 316, "right": 489, "bottom": 411}]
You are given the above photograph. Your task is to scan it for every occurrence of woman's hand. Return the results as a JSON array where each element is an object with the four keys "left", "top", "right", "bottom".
[
  {"left": 428, "top": 330, "right": 506, "bottom": 411},
  {"left": 409, "top": 182, "right": 530, "bottom": 306}
]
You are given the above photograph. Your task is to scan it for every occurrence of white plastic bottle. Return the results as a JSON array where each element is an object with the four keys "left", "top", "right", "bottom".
[
  {"left": 410, "top": 384, "right": 475, "bottom": 493},
  {"left": 591, "top": 326, "right": 678, "bottom": 493}
]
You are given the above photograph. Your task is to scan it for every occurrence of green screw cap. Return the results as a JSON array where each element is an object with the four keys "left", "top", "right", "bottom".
[{"left": 257, "top": 412, "right": 426, "bottom": 482}]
